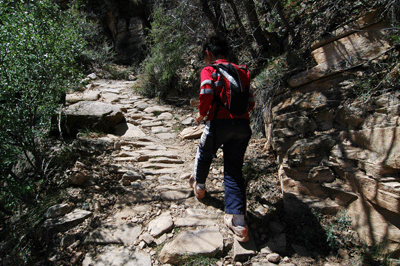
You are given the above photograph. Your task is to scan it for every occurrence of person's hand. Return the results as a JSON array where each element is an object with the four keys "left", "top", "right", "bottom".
[{"left": 196, "top": 113, "right": 205, "bottom": 124}]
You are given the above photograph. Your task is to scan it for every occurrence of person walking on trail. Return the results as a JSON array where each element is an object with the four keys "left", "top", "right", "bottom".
[{"left": 189, "top": 36, "right": 255, "bottom": 242}]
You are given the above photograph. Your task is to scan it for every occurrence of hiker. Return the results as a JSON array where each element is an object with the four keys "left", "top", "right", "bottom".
[{"left": 190, "top": 36, "right": 255, "bottom": 242}]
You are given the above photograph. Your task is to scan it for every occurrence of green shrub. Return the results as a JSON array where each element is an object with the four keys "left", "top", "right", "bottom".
[
  {"left": 0, "top": 0, "right": 85, "bottom": 207},
  {"left": 141, "top": 5, "right": 188, "bottom": 98}
]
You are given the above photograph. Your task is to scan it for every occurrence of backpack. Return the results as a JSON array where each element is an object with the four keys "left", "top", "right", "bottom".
[{"left": 212, "top": 63, "right": 250, "bottom": 116}]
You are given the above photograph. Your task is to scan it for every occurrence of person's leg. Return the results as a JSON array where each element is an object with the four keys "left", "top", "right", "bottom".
[
  {"left": 223, "top": 120, "right": 251, "bottom": 214},
  {"left": 222, "top": 120, "right": 251, "bottom": 242},
  {"left": 193, "top": 122, "right": 216, "bottom": 184}
]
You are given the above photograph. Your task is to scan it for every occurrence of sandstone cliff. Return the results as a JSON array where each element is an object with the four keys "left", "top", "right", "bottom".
[{"left": 267, "top": 11, "right": 400, "bottom": 255}]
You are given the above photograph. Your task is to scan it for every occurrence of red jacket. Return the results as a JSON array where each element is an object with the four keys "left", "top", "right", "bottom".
[{"left": 199, "top": 59, "right": 255, "bottom": 121}]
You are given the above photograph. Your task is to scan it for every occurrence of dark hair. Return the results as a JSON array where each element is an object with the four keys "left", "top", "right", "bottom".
[{"left": 201, "top": 36, "right": 230, "bottom": 58}]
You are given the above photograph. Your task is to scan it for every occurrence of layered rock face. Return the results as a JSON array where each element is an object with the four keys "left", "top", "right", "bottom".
[
  {"left": 268, "top": 11, "right": 400, "bottom": 254},
  {"left": 85, "top": 0, "right": 150, "bottom": 64}
]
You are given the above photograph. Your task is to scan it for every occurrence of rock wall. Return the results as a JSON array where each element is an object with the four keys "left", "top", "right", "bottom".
[
  {"left": 268, "top": 11, "right": 400, "bottom": 255},
  {"left": 85, "top": 0, "right": 150, "bottom": 64}
]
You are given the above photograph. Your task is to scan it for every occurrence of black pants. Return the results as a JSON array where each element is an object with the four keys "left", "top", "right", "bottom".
[{"left": 193, "top": 119, "right": 252, "bottom": 215}]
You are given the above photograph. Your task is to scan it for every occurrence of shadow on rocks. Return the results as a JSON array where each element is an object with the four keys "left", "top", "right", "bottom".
[
  {"left": 247, "top": 196, "right": 333, "bottom": 260},
  {"left": 195, "top": 189, "right": 225, "bottom": 212}
]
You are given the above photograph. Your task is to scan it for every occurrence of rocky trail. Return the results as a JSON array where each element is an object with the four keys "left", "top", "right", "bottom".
[{"left": 43, "top": 78, "right": 357, "bottom": 266}]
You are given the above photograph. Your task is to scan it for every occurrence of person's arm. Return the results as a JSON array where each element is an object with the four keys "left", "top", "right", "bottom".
[
  {"left": 197, "top": 67, "right": 214, "bottom": 123},
  {"left": 196, "top": 113, "right": 205, "bottom": 124}
]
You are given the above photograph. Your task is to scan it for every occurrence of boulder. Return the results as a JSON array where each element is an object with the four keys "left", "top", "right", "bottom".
[
  {"left": 43, "top": 209, "right": 92, "bottom": 234},
  {"left": 180, "top": 125, "right": 205, "bottom": 139},
  {"left": 62, "top": 101, "right": 124, "bottom": 137},
  {"left": 148, "top": 212, "right": 174, "bottom": 237},
  {"left": 45, "top": 203, "right": 74, "bottom": 218}
]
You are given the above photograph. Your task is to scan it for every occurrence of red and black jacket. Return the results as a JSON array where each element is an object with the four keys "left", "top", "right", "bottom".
[{"left": 198, "top": 59, "right": 255, "bottom": 122}]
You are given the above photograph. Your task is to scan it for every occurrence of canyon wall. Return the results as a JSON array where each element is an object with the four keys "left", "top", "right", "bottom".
[{"left": 268, "top": 11, "right": 400, "bottom": 255}]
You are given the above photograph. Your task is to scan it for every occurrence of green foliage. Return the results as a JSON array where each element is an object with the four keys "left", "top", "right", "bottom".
[
  {"left": 102, "top": 63, "right": 135, "bottom": 80},
  {"left": 361, "top": 242, "right": 393, "bottom": 266},
  {"left": 82, "top": 37, "right": 115, "bottom": 67},
  {"left": 0, "top": 190, "right": 63, "bottom": 265},
  {"left": 141, "top": 5, "right": 188, "bottom": 98},
  {"left": 73, "top": 4, "right": 116, "bottom": 68},
  {"left": 243, "top": 160, "right": 263, "bottom": 182},
  {"left": 181, "top": 255, "right": 219, "bottom": 266},
  {"left": 78, "top": 127, "right": 106, "bottom": 139},
  {"left": 0, "top": 0, "right": 85, "bottom": 206},
  {"left": 353, "top": 78, "right": 374, "bottom": 99},
  {"left": 322, "top": 210, "right": 353, "bottom": 250}
]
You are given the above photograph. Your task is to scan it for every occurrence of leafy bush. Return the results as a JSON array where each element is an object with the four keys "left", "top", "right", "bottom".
[
  {"left": 0, "top": 0, "right": 85, "bottom": 208},
  {"left": 141, "top": 5, "right": 188, "bottom": 98},
  {"left": 73, "top": 3, "right": 116, "bottom": 69}
]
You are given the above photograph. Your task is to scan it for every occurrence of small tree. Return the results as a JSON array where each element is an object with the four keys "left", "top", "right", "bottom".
[
  {"left": 141, "top": 4, "right": 188, "bottom": 98},
  {"left": 0, "top": 0, "right": 85, "bottom": 207}
]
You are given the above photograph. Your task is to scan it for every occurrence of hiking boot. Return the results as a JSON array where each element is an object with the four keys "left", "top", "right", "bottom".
[
  {"left": 189, "top": 175, "right": 206, "bottom": 199},
  {"left": 224, "top": 214, "right": 249, "bottom": 242}
]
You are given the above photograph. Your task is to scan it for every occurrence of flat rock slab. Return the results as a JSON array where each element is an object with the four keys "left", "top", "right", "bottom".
[
  {"left": 143, "top": 168, "right": 181, "bottom": 175},
  {"left": 157, "top": 176, "right": 179, "bottom": 183},
  {"left": 45, "top": 203, "right": 75, "bottom": 218},
  {"left": 137, "top": 150, "right": 179, "bottom": 159},
  {"left": 149, "top": 157, "right": 184, "bottom": 164},
  {"left": 160, "top": 189, "right": 192, "bottom": 201},
  {"left": 156, "top": 112, "right": 174, "bottom": 120},
  {"left": 174, "top": 217, "right": 217, "bottom": 227},
  {"left": 65, "top": 101, "right": 123, "bottom": 118},
  {"left": 158, "top": 227, "right": 223, "bottom": 264},
  {"left": 85, "top": 223, "right": 142, "bottom": 245},
  {"left": 143, "top": 144, "right": 167, "bottom": 150},
  {"left": 113, "top": 206, "right": 151, "bottom": 223},
  {"left": 233, "top": 232, "right": 257, "bottom": 261},
  {"left": 139, "top": 162, "right": 177, "bottom": 169},
  {"left": 82, "top": 246, "right": 151, "bottom": 266},
  {"left": 148, "top": 212, "right": 174, "bottom": 237},
  {"left": 113, "top": 123, "right": 146, "bottom": 138},
  {"left": 134, "top": 101, "right": 150, "bottom": 110},
  {"left": 121, "top": 170, "right": 144, "bottom": 182},
  {"left": 115, "top": 150, "right": 140, "bottom": 158},
  {"left": 43, "top": 209, "right": 92, "bottom": 233},
  {"left": 151, "top": 126, "right": 169, "bottom": 134},
  {"left": 181, "top": 117, "right": 195, "bottom": 125},
  {"left": 113, "top": 156, "right": 139, "bottom": 162},
  {"left": 116, "top": 190, "right": 154, "bottom": 206},
  {"left": 180, "top": 125, "right": 205, "bottom": 139},
  {"left": 185, "top": 208, "right": 214, "bottom": 218},
  {"left": 141, "top": 121, "right": 164, "bottom": 127},
  {"left": 66, "top": 91, "right": 100, "bottom": 104},
  {"left": 155, "top": 133, "right": 177, "bottom": 140},
  {"left": 102, "top": 92, "right": 120, "bottom": 103},
  {"left": 144, "top": 106, "right": 172, "bottom": 113}
]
